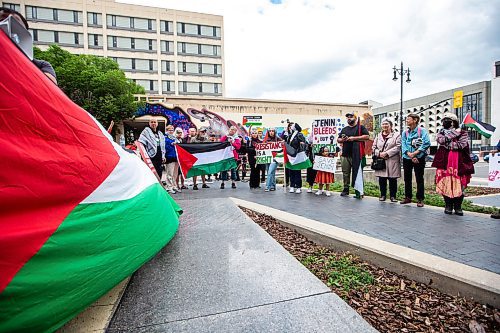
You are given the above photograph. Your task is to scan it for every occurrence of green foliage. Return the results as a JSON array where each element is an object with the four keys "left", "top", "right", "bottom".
[
  {"left": 33, "top": 45, "right": 145, "bottom": 125},
  {"left": 302, "top": 253, "right": 374, "bottom": 294}
]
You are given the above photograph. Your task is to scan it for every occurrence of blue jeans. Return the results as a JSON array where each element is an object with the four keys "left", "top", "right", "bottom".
[
  {"left": 221, "top": 168, "right": 236, "bottom": 181},
  {"left": 266, "top": 162, "right": 278, "bottom": 189}
]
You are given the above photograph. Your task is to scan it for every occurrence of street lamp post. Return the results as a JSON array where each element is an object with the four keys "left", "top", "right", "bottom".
[{"left": 392, "top": 62, "right": 411, "bottom": 133}]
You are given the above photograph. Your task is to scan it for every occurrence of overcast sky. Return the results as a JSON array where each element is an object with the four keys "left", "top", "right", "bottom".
[{"left": 122, "top": 0, "right": 499, "bottom": 106}]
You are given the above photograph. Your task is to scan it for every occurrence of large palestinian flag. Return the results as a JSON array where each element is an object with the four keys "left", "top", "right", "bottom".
[
  {"left": 0, "top": 32, "right": 180, "bottom": 332},
  {"left": 283, "top": 142, "right": 313, "bottom": 170},
  {"left": 463, "top": 113, "right": 496, "bottom": 139},
  {"left": 176, "top": 142, "right": 237, "bottom": 178}
]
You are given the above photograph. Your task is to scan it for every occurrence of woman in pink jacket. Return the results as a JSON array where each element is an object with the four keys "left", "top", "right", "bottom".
[{"left": 372, "top": 118, "right": 402, "bottom": 202}]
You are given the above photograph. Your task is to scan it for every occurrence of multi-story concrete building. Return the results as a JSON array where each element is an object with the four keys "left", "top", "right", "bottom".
[
  {"left": 373, "top": 81, "right": 493, "bottom": 149},
  {"left": 2, "top": 0, "right": 224, "bottom": 96}
]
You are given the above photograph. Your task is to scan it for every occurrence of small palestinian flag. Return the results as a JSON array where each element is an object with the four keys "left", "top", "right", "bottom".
[
  {"left": 283, "top": 142, "right": 313, "bottom": 170},
  {"left": 0, "top": 31, "right": 180, "bottom": 332},
  {"left": 176, "top": 142, "right": 237, "bottom": 178},
  {"left": 463, "top": 113, "right": 496, "bottom": 139}
]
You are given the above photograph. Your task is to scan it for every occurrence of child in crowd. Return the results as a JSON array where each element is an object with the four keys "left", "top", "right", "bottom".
[{"left": 315, "top": 146, "right": 335, "bottom": 197}]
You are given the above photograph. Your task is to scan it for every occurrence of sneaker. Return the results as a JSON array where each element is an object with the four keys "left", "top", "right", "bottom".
[
  {"left": 289, "top": 187, "right": 295, "bottom": 193},
  {"left": 315, "top": 190, "right": 322, "bottom": 196},
  {"left": 193, "top": 184, "right": 199, "bottom": 190},
  {"left": 181, "top": 185, "right": 188, "bottom": 190},
  {"left": 307, "top": 187, "right": 313, "bottom": 193},
  {"left": 264, "top": 188, "right": 270, "bottom": 192},
  {"left": 325, "top": 191, "right": 331, "bottom": 197},
  {"left": 220, "top": 183, "right": 225, "bottom": 189},
  {"left": 231, "top": 183, "right": 236, "bottom": 189},
  {"left": 379, "top": 196, "right": 386, "bottom": 201},
  {"left": 270, "top": 187, "right": 276, "bottom": 191},
  {"left": 390, "top": 197, "right": 397, "bottom": 202},
  {"left": 417, "top": 201, "right": 424, "bottom": 207},
  {"left": 176, "top": 188, "right": 181, "bottom": 193},
  {"left": 340, "top": 191, "right": 349, "bottom": 197},
  {"left": 400, "top": 198, "right": 412, "bottom": 204},
  {"left": 295, "top": 188, "right": 301, "bottom": 194},
  {"left": 202, "top": 184, "right": 209, "bottom": 189},
  {"left": 171, "top": 189, "right": 176, "bottom": 194}
]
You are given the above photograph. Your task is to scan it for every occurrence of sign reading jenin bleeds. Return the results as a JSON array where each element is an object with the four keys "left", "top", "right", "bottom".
[{"left": 255, "top": 142, "right": 284, "bottom": 164}]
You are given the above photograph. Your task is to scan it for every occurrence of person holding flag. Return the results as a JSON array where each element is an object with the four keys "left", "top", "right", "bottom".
[
  {"left": 337, "top": 112, "right": 370, "bottom": 199},
  {"left": 284, "top": 123, "right": 310, "bottom": 193},
  {"left": 432, "top": 113, "right": 474, "bottom": 215}
]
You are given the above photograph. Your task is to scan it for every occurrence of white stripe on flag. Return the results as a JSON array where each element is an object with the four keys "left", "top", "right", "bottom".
[
  {"left": 82, "top": 117, "right": 157, "bottom": 204},
  {"left": 288, "top": 151, "right": 308, "bottom": 165},
  {"left": 192, "top": 146, "right": 234, "bottom": 166},
  {"left": 354, "top": 164, "right": 364, "bottom": 195}
]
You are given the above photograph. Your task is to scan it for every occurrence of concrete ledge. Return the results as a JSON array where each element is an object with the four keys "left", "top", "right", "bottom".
[
  {"left": 231, "top": 197, "right": 500, "bottom": 308},
  {"left": 57, "top": 278, "right": 130, "bottom": 333}
]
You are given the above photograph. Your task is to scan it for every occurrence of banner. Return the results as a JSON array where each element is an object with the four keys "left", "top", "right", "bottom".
[
  {"left": 255, "top": 142, "right": 283, "bottom": 164},
  {"left": 488, "top": 153, "right": 500, "bottom": 188},
  {"left": 311, "top": 118, "right": 345, "bottom": 154},
  {"left": 313, "top": 156, "right": 337, "bottom": 173}
]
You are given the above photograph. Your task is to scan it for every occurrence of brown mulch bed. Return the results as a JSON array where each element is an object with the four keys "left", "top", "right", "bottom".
[{"left": 241, "top": 208, "right": 500, "bottom": 333}]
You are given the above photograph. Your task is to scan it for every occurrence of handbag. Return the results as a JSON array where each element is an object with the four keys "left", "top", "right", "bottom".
[{"left": 370, "top": 136, "right": 389, "bottom": 171}]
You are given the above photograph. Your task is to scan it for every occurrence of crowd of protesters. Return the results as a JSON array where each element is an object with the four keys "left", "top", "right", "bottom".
[{"left": 138, "top": 109, "right": 481, "bottom": 216}]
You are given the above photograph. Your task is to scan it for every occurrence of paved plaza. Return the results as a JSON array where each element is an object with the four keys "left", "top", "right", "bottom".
[{"left": 107, "top": 179, "right": 499, "bottom": 332}]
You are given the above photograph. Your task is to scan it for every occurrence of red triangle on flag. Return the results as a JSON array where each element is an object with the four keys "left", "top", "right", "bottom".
[{"left": 176, "top": 145, "right": 198, "bottom": 178}]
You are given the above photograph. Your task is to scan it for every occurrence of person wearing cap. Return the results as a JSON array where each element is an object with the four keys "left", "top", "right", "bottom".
[
  {"left": 400, "top": 113, "right": 431, "bottom": 207},
  {"left": 1, "top": 7, "right": 57, "bottom": 84},
  {"left": 432, "top": 113, "right": 474, "bottom": 215},
  {"left": 372, "top": 118, "right": 401, "bottom": 202},
  {"left": 337, "top": 112, "right": 370, "bottom": 198}
]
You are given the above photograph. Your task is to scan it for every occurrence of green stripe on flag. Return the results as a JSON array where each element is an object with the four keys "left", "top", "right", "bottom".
[
  {"left": 186, "top": 157, "right": 237, "bottom": 178},
  {"left": 0, "top": 183, "right": 180, "bottom": 333},
  {"left": 464, "top": 123, "right": 493, "bottom": 139},
  {"left": 285, "top": 159, "right": 312, "bottom": 170}
]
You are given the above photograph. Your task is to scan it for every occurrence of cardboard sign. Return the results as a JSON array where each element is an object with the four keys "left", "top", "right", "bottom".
[
  {"left": 255, "top": 142, "right": 283, "bottom": 165},
  {"left": 488, "top": 153, "right": 500, "bottom": 188},
  {"left": 312, "top": 118, "right": 345, "bottom": 145},
  {"left": 313, "top": 156, "right": 337, "bottom": 173}
]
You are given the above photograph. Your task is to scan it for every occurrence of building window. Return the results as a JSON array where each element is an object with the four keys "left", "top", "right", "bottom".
[
  {"left": 456, "top": 92, "right": 483, "bottom": 140},
  {"left": 135, "top": 79, "right": 157, "bottom": 92},
  {"left": 177, "top": 22, "right": 221, "bottom": 38},
  {"left": 162, "top": 80, "right": 174, "bottom": 93},
  {"left": 87, "top": 12, "right": 102, "bottom": 26},
  {"left": 161, "top": 61, "right": 173, "bottom": 73},
  {"left": 88, "top": 33, "right": 102, "bottom": 47},
  {"left": 161, "top": 40, "right": 173, "bottom": 53},
  {"left": 25, "top": 6, "right": 81, "bottom": 24},
  {"left": 160, "top": 20, "right": 173, "bottom": 33},
  {"left": 3, "top": 3, "right": 20, "bottom": 11}
]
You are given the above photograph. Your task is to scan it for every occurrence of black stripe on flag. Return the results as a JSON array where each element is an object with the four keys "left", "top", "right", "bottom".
[{"left": 177, "top": 142, "right": 231, "bottom": 154}]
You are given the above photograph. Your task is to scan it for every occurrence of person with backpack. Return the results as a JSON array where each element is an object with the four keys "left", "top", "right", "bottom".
[{"left": 400, "top": 113, "right": 431, "bottom": 207}]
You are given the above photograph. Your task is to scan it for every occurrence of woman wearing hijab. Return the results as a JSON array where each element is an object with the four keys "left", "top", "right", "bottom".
[
  {"left": 286, "top": 123, "right": 306, "bottom": 193},
  {"left": 372, "top": 118, "right": 401, "bottom": 202},
  {"left": 263, "top": 128, "right": 283, "bottom": 191},
  {"left": 432, "top": 113, "right": 474, "bottom": 215},
  {"left": 138, "top": 118, "right": 166, "bottom": 179},
  {"left": 247, "top": 130, "right": 262, "bottom": 189}
]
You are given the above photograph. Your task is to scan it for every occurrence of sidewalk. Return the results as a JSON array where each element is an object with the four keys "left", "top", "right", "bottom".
[
  {"left": 107, "top": 198, "right": 376, "bottom": 332},
  {"left": 171, "top": 181, "right": 500, "bottom": 274}
]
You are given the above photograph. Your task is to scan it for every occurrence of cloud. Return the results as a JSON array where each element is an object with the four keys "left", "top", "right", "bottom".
[{"left": 120, "top": 0, "right": 500, "bottom": 105}]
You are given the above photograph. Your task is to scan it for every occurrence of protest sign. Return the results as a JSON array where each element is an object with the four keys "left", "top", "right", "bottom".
[
  {"left": 311, "top": 118, "right": 345, "bottom": 153},
  {"left": 488, "top": 153, "right": 500, "bottom": 188},
  {"left": 255, "top": 142, "right": 283, "bottom": 164},
  {"left": 313, "top": 156, "right": 337, "bottom": 173}
]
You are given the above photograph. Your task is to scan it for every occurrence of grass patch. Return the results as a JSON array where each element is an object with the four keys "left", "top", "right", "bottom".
[{"left": 302, "top": 253, "right": 374, "bottom": 298}]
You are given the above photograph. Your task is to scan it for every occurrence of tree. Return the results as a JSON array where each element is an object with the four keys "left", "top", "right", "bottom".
[{"left": 34, "top": 45, "right": 145, "bottom": 126}]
